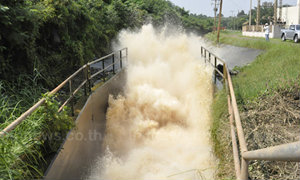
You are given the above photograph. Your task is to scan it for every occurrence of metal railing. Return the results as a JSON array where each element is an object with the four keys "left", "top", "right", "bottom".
[
  {"left": 201, "top": 46, "right": 300, "bottom": 180},
  {"left": 0, "top": 48, "right": 128, "bottom": 137}
]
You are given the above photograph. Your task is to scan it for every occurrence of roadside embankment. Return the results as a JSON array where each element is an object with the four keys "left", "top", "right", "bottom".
[{"left": 207, "top": 31, "right": 300, "bottom": 180}]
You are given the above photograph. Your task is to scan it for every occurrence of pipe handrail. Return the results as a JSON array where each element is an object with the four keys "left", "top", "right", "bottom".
[
  {"left": 243, "top": 141, "right": 300, "bottom": 162},
  {"left": 201, "top": 46, "right": 300, "bottom": 180},
  {"left": 0, "top": 48, "right": 128, "bottom": 137}
]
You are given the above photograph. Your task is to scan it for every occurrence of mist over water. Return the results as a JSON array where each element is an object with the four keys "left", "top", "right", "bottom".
[{"left": 88, "top": 24, "right": 216, "bottom": 180}]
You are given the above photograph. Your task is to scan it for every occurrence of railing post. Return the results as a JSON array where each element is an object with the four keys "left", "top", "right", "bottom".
[
  {"left": 126, "top": 48, "right": 128, "bottom": 65},
  {"left": 209, "top": 53, "right": 211, "bottom": 63},
  {"left": 84, "top": 68, "right": 87, "bottom": 96},
  {"left": 240, "top": 159, "right": 249, "bottom": 180},
  {"left": 87, "top": 64, "right": 91, "bottom": 94},
  {"left": 214, "top": 57, "right": 217, "bottom": 83},
  {"left": 112, "top": 53, "right": 115, "bottom": 74},
  {"left": 228, "top": 95, "right": 241, "bottom": 180},
  {"left": 120, "top": 50, "right": 123, "bottom": 69},
  {"left": 102, "top": 60, "right": 105, "bottom": 82},
  {"left": 84, "top": 64, "right": 91, "bottom": 96},
  {"left": 223, "top": 63, "right": 227, "bottom": 83},
  {"left": 69, "top": 80, "right": 74, "bottom": 116},
  {"left": 201, "top": 47, "right": 203, "bottom": 56},
  {"left": 204, "top": 49, "right": 207, "bottom": 63}
]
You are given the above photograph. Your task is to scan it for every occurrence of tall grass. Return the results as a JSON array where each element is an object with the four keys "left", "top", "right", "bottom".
[{"left": 0, "top": 77, "right": 74, "bottom": 180}]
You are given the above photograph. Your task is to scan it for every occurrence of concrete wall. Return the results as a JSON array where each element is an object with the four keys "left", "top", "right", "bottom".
[
  {"left": 277, "top": 0, "right": 300, "bottom": 26},
  {"left": 278, "top": 6, "right": 299, "bottom": 26},
  {"left": 242, "top": 25, "right": 282, "bottom": 38},
  {"left": 44, "top": 69, "right": 126, "bottom": 180}
]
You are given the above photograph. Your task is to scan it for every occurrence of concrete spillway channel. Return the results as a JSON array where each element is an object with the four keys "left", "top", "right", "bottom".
[
  {"left": 44, "top": 44, "right": 262, "bottom": 180},
  {"left": 45, "top": 69, "right": 126, "bottom": 179}
]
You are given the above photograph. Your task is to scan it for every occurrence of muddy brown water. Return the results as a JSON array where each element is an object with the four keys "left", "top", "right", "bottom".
[{"left": 44, "top": 26, "right": 262, "bottom": 180}]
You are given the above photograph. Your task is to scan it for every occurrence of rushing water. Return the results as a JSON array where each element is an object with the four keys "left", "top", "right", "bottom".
[{"left": 88, "top": 24, "right": 217, "bottom": 180}]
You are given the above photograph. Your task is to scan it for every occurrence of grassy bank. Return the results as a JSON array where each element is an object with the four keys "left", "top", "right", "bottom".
[
  {"left": 207, "top": 31, "right": 300, "bottom": 179},
  {"left": 0, "top": 78, "right": 74, "bottom": 180}
]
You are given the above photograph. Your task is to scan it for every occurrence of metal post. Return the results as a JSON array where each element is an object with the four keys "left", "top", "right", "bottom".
[
  {"left": 228, "top": 95, "right": 241, "bottom": 179},
  {"left": 126, "top": 48, "right": 128, "bottom": 62},
  {"left": 102, "top": 60, "right": 105, "bottom": 82},
  {"left": 201, "top": 47, "right": 203, "bottom": 57},
  {"left": 112, "top": 53, "right": 115, "bottom": 74},
  {"left": 240, "top": 159, "right": 249, "bottom": 180},
  {"left": 86, "top": 64, "right": 91, "bottom": 94},
  {"left": 226, "top": 67, "right": 249, "bottom": 180},
  {"left": 223, "top": 63, "right": 227, "bottom": 83},
  {"left": 120, "top": 50, "right": 123, "bottom": 69},
  {"left": 214, "top": 57, "right": 217, "bottom": 83},
  {"left": 204, "top": 49, "right": 207, "bottom": 63},
  {"left": 209, "top": 53, "right": 211, "bottom": 63},
  {"left": 84, "top": 67, "right": 87, "bottom": 96},
  {"left": 69, "top": 80, "right": 74, "bottom": 116}
]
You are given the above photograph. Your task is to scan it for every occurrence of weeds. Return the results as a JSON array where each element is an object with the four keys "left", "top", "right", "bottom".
[
  {"left": 240, "top": 83, "right": 300, "bottom": 180},
  {"left": 0, "top": 79, "right": 74, "bottom": 180}
]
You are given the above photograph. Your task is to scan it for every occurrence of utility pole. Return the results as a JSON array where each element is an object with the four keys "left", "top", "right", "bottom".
[
  {"left": 212, "top": 0, "right": 220, "bottom": 31},
  {"left": 216, "top": 0, "right": 223, "bottom": 43},
  {"left": 256, "top": 0, "right": 261, "bottom": 26},
  {"left": 249, "top": 0, "right": 252, "bottom": 26},
  {"left": 231, "top": 10, "right": 235, "bottom": 30},
  {"left": 237, "top": 10, "right": 239, "bottom": 30},
  {"left": 274, "top": 0, "right": 278, "bottom": 24},
  {"left": 279, "top": 0, "right": 282, "bottom": 22},
  {"left": 298, "top": 0, "right": 300, "bottom": 24}
]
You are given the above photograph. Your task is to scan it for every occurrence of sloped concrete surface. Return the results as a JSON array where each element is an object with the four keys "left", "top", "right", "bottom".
[{"left": 205, "top": 42, "right": 262, "bottom": 69}]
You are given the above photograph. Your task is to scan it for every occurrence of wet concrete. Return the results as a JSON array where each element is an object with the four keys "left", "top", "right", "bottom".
[
  {"left": 205, "top": 42, "right": 263, "bottom": 70},
  {"left": 44, "top": 69, "right": 126, "bottom": 180}
]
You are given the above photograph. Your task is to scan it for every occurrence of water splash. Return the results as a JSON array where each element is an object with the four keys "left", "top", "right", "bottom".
[{"left": 88, "top": 24, "right": 216, "bottom": 180}]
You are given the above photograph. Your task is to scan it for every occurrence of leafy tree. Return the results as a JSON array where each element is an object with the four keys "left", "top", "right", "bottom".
[{"left": 0, "top": 0, "right": 213, "bottom": 87}]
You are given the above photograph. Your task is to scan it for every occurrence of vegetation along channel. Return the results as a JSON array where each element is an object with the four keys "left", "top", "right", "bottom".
[{"left": 0, "top": 0, "right": 299, "bottom": 180}]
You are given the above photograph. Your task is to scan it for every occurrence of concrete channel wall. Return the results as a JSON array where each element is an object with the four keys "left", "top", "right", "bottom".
[{"left": 44, "top": 69, "right": 126, "bottom": 180}]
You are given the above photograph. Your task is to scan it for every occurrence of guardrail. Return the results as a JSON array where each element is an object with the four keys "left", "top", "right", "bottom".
[
  {"left": 0, "top": 48, "right": 128, "bottom": 137},
  {"left": 201, "top": 46, "right": 300, "bottom": 180}
]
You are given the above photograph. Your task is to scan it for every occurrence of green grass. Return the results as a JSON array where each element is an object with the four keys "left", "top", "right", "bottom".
[
  {"left": 207, "top": 30, "right": 300, "bottom": 102},
  {"left": 0, "top": 79, "right": 74, "bottom": 180},
  {"left": 207, "top": 30, "right": 300, "bottom": 179},
  {"left": 211, "top": 89, "right": 235, "bottom": 180}
]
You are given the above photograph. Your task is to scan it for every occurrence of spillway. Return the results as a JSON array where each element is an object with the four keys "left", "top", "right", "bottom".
[{"left": 45, "top": 25, "right": 217, "bottom": 180}]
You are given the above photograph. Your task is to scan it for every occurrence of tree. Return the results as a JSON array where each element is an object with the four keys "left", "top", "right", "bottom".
[{"left": 237, "top": 10, "right": 246, "bottom": 17}]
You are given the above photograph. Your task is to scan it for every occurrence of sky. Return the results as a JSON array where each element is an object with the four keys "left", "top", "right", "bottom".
[{"left": 168, "top": 0, "right": 298, "bottom": 17}]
